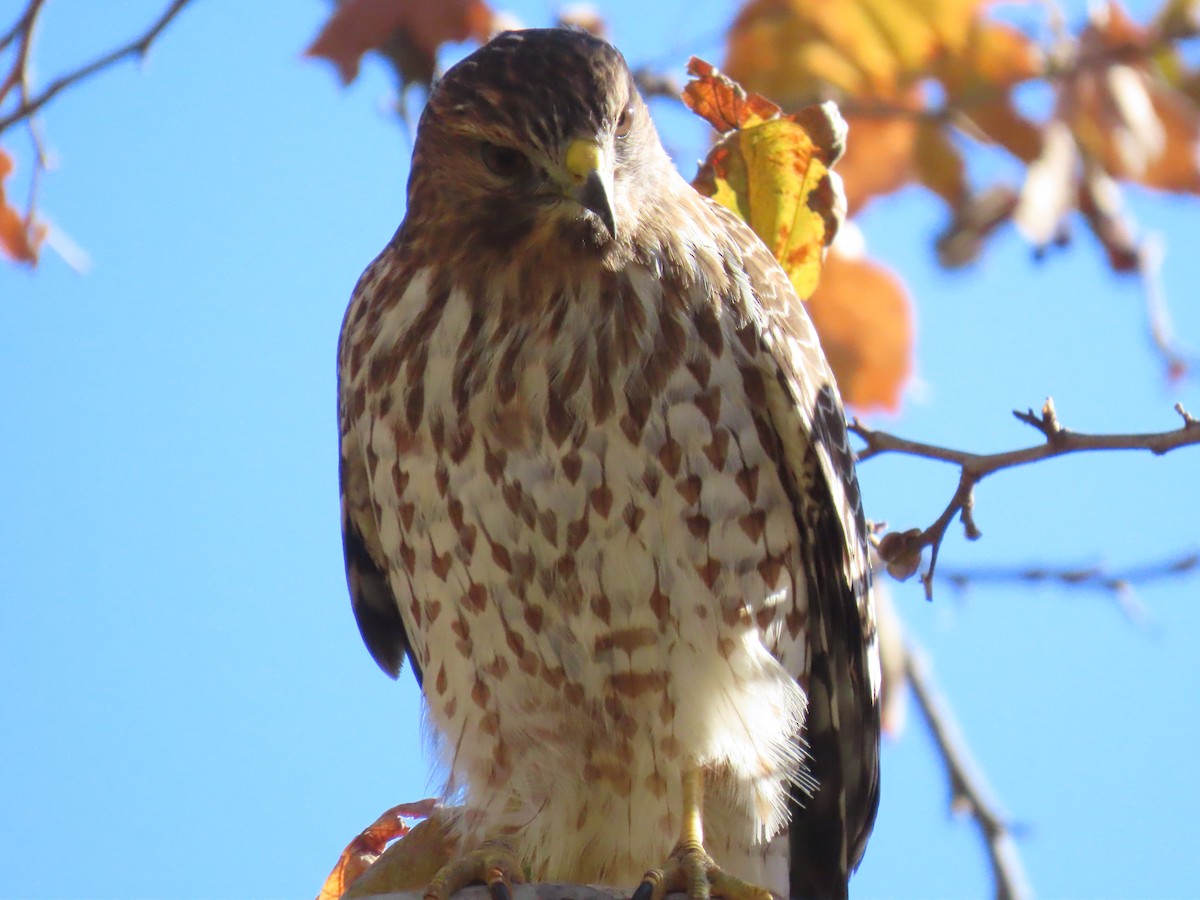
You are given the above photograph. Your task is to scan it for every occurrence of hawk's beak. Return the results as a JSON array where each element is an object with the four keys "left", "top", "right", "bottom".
[{"left": 565, "top": 138, "right": 616, "bottom": 238}]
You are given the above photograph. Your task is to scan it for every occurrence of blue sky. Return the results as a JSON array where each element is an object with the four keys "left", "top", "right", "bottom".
[{"left": 1, "top": 1, "right": 1197, "bottom": 897}]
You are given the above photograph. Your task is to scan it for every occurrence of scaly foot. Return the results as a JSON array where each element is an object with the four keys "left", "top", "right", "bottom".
[
  {"left": 632, "top": 839, "right": 774, "bottom": 900},
  {"left": 423, "top": 838, "right": 525, "bottom": 900}
]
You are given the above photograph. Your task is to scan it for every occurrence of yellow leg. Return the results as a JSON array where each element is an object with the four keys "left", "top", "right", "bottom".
[{"left": 633, "top": 767, "right": 774, "bottom": 900}]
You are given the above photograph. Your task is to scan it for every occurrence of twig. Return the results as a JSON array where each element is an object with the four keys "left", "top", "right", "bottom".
[
  {"left": 0, "top": 3, "right": 37, "bottom": 56},
  {"left": 1138, "top": 234, "right": 1193, "bottom": 382},
  {"left": 938, "top": 548, "right": 1199, "bottom": 625},
  {"left": 0, "top": 0, "right": 195, "bottom": 137},
  {"left": 0, "top": 0, "right": 44, "bottom": 105},
  {"left": 904, "top": 639, "right": 1032, "bottom": 900},
  {"left": 854, "top": 399, "right": 1200, "bottom": 598}
]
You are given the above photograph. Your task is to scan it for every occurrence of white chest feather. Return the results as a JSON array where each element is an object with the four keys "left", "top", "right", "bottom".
[{"left": 351, "top": 272, "right": 812, "bottom": 890}]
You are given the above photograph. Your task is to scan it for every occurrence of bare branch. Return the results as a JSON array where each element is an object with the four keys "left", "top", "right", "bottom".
[
  {"left": 938, "top": 548, "right": 1199, "bottom": 625},
  {"left": 0, "top": 0, "right": 194, "bottom": 137},
  {"left": 0, "top": 1, "right": 44, "bottom": 106},
  {"left": 1138, "top": 235, "right": 1193, "bottom": 382},
  {"left": 855, "top": 399, "right": 1200, "bottom": 596},
  {"left": 903, "top": 639, "right": 1032, "bottom": 900}
]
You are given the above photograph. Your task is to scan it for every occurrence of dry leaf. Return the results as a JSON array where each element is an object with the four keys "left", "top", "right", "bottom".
[
  {"left": 686, "top": 58, "right": 846, "bottom": 304},
  {"left": 1078, "top": 164, "right": 1141, "bottom": 271},
  {"left": 685, "top": 59, "right": 911, "bottom": 410},
  {"left": 0, "top": 149, "right": 43, "bottom": 265},
  {"left": 836, "top": 104, "right": 919, "bottom": 214},
  {"left": 935, "top": 184, "right": 1019, "bottom": 267},
  {"left": 1013, "top": 119, "right": 1078, "bottom": 247},
  {"left": 342, "top": 811, "right": 459, "bottom": 898},
  {"left": 681, "top": 57, "right": 785, "bottom": 131},
  {"left": 1065, "top": 1, "right": 1200, "bottom": 192},
  {"left": 725, "top": 0, "right": 1042, "bottom": 210},
  {"left": 315, "top": 798, "right": 439, "bottom": 900},
  {"left": 305, "top": 0, "right": 495, "bottom": 89},
  {"left": 805, "top": 239, "right": 912, "bottom": 412}
]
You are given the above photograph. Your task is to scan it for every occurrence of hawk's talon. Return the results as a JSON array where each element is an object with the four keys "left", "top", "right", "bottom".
[
  {"left": 423, "top": 839, "right": 524, "bottom": 900},
  {"left": 635, "top": 841, "right": 773, "bottom": 900},
  {"left": 633, "top": 867, "right": 672, "bottom": 900}
]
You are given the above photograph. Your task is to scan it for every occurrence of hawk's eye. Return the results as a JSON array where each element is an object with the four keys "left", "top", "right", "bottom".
[
  {"left": 481, "top": 143, "right": 530, "bottom": 178},
  {"left": 615, "top": 106, "right": 633, "bottom": 138}
]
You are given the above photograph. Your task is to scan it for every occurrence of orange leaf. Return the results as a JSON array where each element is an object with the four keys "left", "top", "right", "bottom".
[
  {"left": 686, "top": 59, "right": 847, "bottom": 302},
  {"left": 725, "top": 0, "right": 1044, "bottom": 208},
  {"left": 333, "top": 809, "right": 458, "bottom": 898},
  {"left": 727, "top": 0, "right": 910, "bottom": 102},
  {"left": 315, "top": 799, "right": 438, "bottom": 900},
  {"left": 305, "top": 0, "right": 495, "bottom": 88},
  {"left": 837, "top": 108, "right": 919, "bottom": 214},
  {"left": 0, "top": 148, "right": 43, "bottom": 266},
  {"left": 804, "top": 244, "right": 912, "bottom": 412},
  {"left": 727, "top": 0, "right": 1039, "bottom": 106},
  {"left": 682, "top": 58, "right": 783, "bottom": 132},
  {"left": 1062, "top": 2, "right": 1200, "bottom": 192}
]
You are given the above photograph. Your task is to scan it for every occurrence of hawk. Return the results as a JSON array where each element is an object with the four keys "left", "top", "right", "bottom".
[{"left": 337, "top": 28, "right": 879, "bottom": 900}]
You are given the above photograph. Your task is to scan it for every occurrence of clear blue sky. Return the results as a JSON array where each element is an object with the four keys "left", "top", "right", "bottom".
[{"left": 1, "top": 2, "right": 1197, "bottom": 897}]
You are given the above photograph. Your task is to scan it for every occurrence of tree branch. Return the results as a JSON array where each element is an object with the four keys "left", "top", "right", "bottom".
[
  {"left": 1137, "top": 234, "right": 1194, "bottom": 382},
  {"left": 854, "top": 399, "right": 1200, "bottom": 597},
  {"left": 937, "top": 548, "right": 1199, "bottom": 624},
  {"left": 0, "top": 0, "right": 195, "bottom": 137},
  {"left": 903, "top": 638, "right": 1031, "bottom": 900}
]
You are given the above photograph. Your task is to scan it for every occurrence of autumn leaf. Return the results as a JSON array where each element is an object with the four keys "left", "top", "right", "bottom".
[
  {"left": 305, "top": 0, "right": 496, "bottom": 89},
  {"left": 0, "top": 148, "right": 44, "bottom": 266},
  {"left": 1062, "top": 1, "right": 1200, "bottom": 193},
  {"left": 315, "top": 798, "right": 439, "bottom": 900},
  {"left": 339, "top": 808, "right": 459, "bottom": 898},
  {"left": 806, "top": 239, "right": 912, "bottom": 412},
  {"left": 725, "top": 0, "right": 1042, "bottom": 211},
  {"left": 685, "top": 60, "right": 910, "bottom": 410},
  {"left": 682, "top": 57, "right": 785, "bottom": 131},
  {"left": 687, "top": 58, "right": 845, "bottom": 302},
  {"left": 726, "top": 0, "right": 1040, "bottom": 106},
  {"left": 834, "top": 101, "right": 920, "bottom": 215},
  {"left": 935, "top": 184, "right": 1018, "bottom": 268}
]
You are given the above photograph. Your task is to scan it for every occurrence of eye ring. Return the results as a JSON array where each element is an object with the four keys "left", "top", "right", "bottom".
[
  {"left": 481, "top": 142, "right": 531, "bottom": 178},
  {"left": 614, "top": 106, "right": 633, "bottom": 138}
]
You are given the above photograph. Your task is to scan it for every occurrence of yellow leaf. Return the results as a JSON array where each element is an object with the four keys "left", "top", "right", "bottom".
[
  {"left": 686, "top": 60, "right": 847, "bottom": 302},
  {"left": 684, "top": 61, "right": 911, "bottom": 409},
  {"left": 726, "top": 0, "right": 1043, "bottom": 208}
]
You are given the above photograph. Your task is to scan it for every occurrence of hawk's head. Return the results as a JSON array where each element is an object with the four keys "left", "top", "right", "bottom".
[{"left": 403, "top": 29, "right": 675, "bottom": 269}]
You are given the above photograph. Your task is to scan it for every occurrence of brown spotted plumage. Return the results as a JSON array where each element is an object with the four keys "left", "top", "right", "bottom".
[{"left": 337, "top": 28, "right": 879, "bottom": 899}]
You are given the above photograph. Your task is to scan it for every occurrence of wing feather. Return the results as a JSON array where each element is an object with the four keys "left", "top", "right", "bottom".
[
  {"left": 709, "top": 200, "right": 880, "bottom": 898},
  {"left": 337, "top": 267, "right": 423, "bottom": 686}
]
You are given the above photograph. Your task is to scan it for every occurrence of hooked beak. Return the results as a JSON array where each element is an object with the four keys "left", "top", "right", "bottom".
[{"left": 564, "top": 138, "right": 616, "bottom": 238}]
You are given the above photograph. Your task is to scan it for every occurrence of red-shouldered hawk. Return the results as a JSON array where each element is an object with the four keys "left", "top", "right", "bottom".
[{"left": 338, "top": 27, "right": 879, "bottom": 900}]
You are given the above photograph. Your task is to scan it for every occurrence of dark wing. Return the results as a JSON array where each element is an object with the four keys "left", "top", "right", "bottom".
[
  {"left": 711, "top": 201, "right": 881, "bottom": 898},
  {"left": 339, "top": 454, "right": 419, "bottom": 684},
  {"left": 336, "top": 269, "right": 422, "bottom": 686}
]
